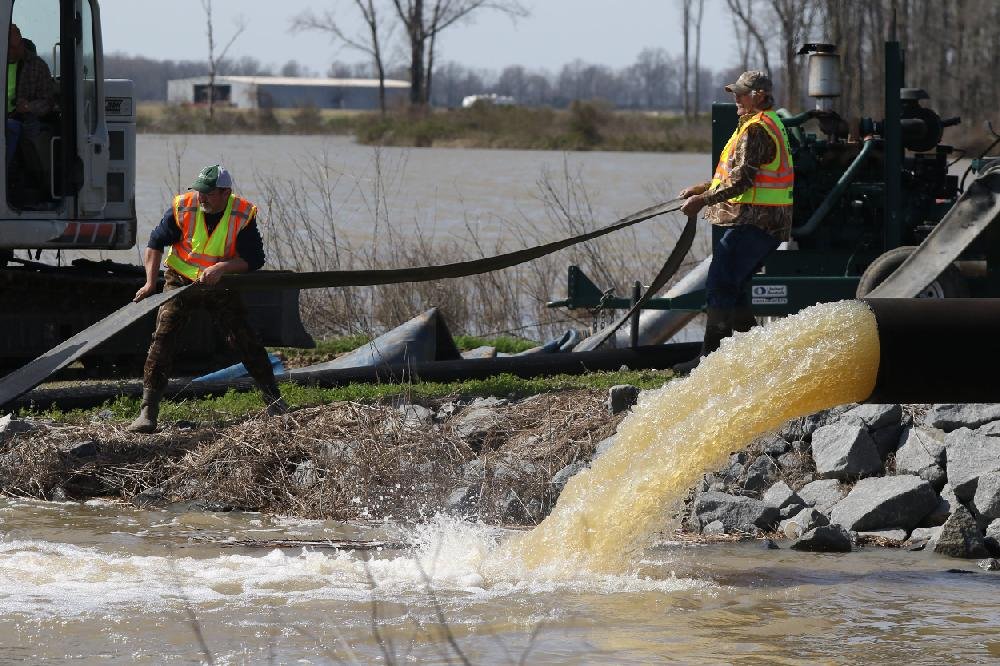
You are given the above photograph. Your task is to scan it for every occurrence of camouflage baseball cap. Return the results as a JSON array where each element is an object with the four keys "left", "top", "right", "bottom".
[
  {"left": 190, "top": 164, "right": 234, "bottom": 193},
  {"left": 725, "top": 70, "right": 772, "bottom": 95}
]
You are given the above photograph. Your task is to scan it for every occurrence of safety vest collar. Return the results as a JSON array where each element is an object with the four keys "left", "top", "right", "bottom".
[{"left": 166, "top": 192, "right": 256, "bottom": 280}]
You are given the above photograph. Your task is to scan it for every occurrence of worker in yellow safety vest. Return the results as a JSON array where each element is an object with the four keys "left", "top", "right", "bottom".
[
  {"left": 674, "top": 70, "right": 794, "bottom": 373},
  {"left": 128, "top": 165, "right": 287, "bottom": 433}
]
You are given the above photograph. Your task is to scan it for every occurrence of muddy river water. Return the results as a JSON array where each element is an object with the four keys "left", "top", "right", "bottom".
[{"left": 3, "top": 498, "right": 1000, "bottom": 663}]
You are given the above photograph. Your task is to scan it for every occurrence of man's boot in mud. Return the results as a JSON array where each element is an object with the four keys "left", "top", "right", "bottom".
[
  {"left": 127, "top": 387, "right": 164, "bottom": 433},
  {"left": 257, "top": 382, "right": 289, "bottom": 416},
  {"left": 671, "top": 307, "right": 733, "bottom": 374}
]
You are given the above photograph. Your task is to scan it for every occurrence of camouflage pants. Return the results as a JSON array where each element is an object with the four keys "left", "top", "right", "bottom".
[{"left": 143, "top": 268, "right": 276, "bottom": 392}]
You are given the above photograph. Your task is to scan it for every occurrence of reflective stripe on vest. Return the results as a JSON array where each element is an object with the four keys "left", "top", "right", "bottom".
[
  {"left": 165, "top": 191, "right": 256, "bottom": 280},
  {"left": 7, "top": 63, "right": 16, "bottom": 114},
  {"left": 710, "top": 110, "right": 794, "bottom": 207}
]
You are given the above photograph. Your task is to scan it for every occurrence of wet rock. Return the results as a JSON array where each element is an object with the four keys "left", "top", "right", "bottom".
[
  {"left": 398, "top": 403, "right": 434, "bottom": 428},
  {"left": 920, "top": 484, "right": 959, "bottom": 528},
  {"left": 781, "top": 507, "right": 829, "bottom": 539},
  {"left": 50, "top": 487, "right": 68, "bottom": 502},
  {"left": 550, "top": 460, "right": 587, "bottom": 494},
  {"left": 926, "top": 404, "right": 1000, "bottom": 432},
  {"left": 498, "top": 489, "right": 531, "bottom": 522},
  {"left": 593, "top": 435, "right": 616, "bottom": 460},
  {"left": 608, "top": 384, "right": 640, "bottom": 415},
  {"left": 742, "top": 456, "right": 779, "bottom": 494},
  {"left": 493, "top": 458, "right": 538, "bottom": 482},
  {"left": 830, "top": 475, "right": 938, "bottom": 532},
  {"left": 762, "top": 538, "right": 780, "bottom": 550},
  {"left": 905, "top": 526, "right": 943, "bottom": 551},
  {"left": 972, "top": 470, "right": 1000, "bottom": 528},
  {"left": 978, "top": 558, "right": 1000, "bottom": 572},
  {"left": 132, "top": 488, "right": 168, "bottom": 509},
  {"left": 798, "top": 479, "right": 847, "bottom": 513},
  {"left": 461, "top": 459, "right": 486, "bottom": 483},
  {"left": 895, "top": 426, "right": 947, "bottom": 488},
  {"left": 760, "top": 434, "right": 791, "bottom": 457},
  {"left": 777, "top": 417, "right": 808, "bottom": 443},
  {"left": 943, "top": 428, "right": 1000, "bottom": 501},
  {"left": 445, "top": 486, "right": 477, "bottom": 514},
  {"left": 693, "top": 491, "right": 779, "bottom": 533},
  {"left": 811, "top": 422, "right": 882, "bottom": 480},
  {"left": 720, "top": 452, "right": 748, "bottom": 483},
  {"left": 790, "top": 525, "right": 853, "bottom": 552},
  {"left": 762, "top": 481, "right": 803, "bottom": 510},
  {"left": 934, "top": 504, "right": 990, "bottom": 558}
]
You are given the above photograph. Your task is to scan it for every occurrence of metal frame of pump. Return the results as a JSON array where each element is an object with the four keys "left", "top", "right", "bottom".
[
  {"left": 0, "top": 0, "right": 135, "bottom": 251},
  {"left": 549, "top": 40, "right": 996, "bottom": 318}
]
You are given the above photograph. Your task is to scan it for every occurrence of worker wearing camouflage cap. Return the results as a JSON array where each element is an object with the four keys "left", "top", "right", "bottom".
[
  {"left": 128, "top": 165, "right": 287, "bottom": 433},
  {"left": 674, "top": 70, "right": 794, "bottom": 372}
]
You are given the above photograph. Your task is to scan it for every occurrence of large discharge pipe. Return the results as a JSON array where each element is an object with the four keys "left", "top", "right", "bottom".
[{"left": 864, "top": 298, "right": 1000, "bottom": 403}]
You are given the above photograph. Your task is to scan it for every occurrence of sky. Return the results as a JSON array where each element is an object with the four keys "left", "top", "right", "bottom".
[{"left": 96, "top": 0, "right": 737, "bottom": 76}]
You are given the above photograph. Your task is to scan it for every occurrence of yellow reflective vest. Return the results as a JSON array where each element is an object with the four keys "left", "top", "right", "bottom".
[
  {"left": 711, "top": 110, "right": 794, "bottom": 206},
  {"left": 165, "top": 191, "right": 256, "bottom": 281}
]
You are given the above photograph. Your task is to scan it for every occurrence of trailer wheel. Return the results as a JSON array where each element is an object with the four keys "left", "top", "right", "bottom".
[{"left": 856, "top": 245, "right": 969, "bottom": 298}]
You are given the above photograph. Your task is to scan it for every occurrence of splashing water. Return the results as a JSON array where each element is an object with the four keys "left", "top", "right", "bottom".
[{"left": 493, "top": 300, "right": 880, "bottom": 577}]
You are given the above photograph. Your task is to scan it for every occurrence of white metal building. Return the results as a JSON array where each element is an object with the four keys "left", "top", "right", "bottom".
[{"left": 166, "top": 76, "right": 411, "bottom": 110}]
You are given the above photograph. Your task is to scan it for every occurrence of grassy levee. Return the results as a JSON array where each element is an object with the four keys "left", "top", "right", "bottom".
[{"left": 137, "top": 101, "right": 713, "bottom": 152}]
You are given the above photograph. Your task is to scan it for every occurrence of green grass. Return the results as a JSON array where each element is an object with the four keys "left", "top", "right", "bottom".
[
  {"left": 452, "top": 335, "right": 538, "bottom": 354},
  {"left": 23, "top": 370, "right": 674, "bottom": 424}
]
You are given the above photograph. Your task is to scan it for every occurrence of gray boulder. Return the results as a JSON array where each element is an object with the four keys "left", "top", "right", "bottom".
[
  {"left": 593, "top": 435, "right": 616, "bottom": 460},
  {"left": 920, "top": 483, "right": 959, "bottom": 528},
  {"left": 781, "top": 507, "right": 829, "bottom": 539},
  {"left": 934, "top": 504, "right": 990, "bottom": 558},
  {"left": 811, "top": 421, "right": 882, "bottom": 480},
  {"left": 550, "top": 461, "right": 587, "bottom": 494},
  {"left": 760, "top": 434, "right": 791, "bottom": 457},
  {"left": 905, "top": 526, "right": 943, "bottom": 551},
  {"left": 608, "top": 385, "right": 640, "bottom": 415},
  {"left": 972, "top": 470, "right": 1000, "bottom": 528},
  {"left": 798, "top": 479, "right": 847, "bottom": 513},
  {"left": 0, "top": 414, "right": 35, "bottom": 442},
  {"left": 762, "top": 481, "right": 803, "bottom": 510},
  {"left": 895, "top": 426, "right": 947, "bottom": 487},
  {"left": 693, "top": 491, "right": 780, "bottom": 534},
  {"left": 445, "top": 486, "right": 477, "bottom": 513},
  {"left": 702, "top": 520, "right": 726, "bottom": 536},
  {"left": 985, "top": 519, "right": 1000, "bottom": 554},
  {"left": 927, "top": 404, "right": 1000, "bottom": 431},
  {"left": 398, "top": 403, "right": 434, "bottom": 427},
  {"left": 858, "top": 529, "right": 908, "bottom": 544},
  {"left": 451, "top": 405, "right": 500, "bottom": 441},
  {"left": 943, "top": 428, "right": 1000, "bottom": 501},
  {"left": 742, "top": 456, "right": 780, "bottom": 494},
  {"left": 790, "top": 525, "right": 853, "bottom": 552},
  {"left": 976, "top": 421, "right": 1000, "bottom": 437},
  {"left": 292, "top": 460, "right": 321, "bottom": 488},
  {"left": 842, "top": 403, "right": 902, "bottom": 431},
  {"left": 829, "top": 475, "right": 938, "bottom": 532}
]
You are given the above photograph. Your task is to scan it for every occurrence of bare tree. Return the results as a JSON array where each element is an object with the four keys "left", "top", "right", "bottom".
[
  {"left": 201, "top": 0, "right": 246, "bottom": 120},
  {"left": 292, "top": 1, "right": 393, "bottom": 114},
  {"left": 680, "top": 0, "right": 691, "bottom": 117},
  {"left": 724, "top": 0, "right": 772, "bottom": 80},
  {"left": 693, "top": 0, "right": 705, "bottom": 115},
  {"left": 391, "top": 0, "right": 528, "bottom": 107}
]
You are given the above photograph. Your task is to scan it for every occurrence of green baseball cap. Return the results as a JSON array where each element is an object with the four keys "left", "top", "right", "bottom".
[{"left": 190, "top": 164, "right": 234, "bottom": 193}]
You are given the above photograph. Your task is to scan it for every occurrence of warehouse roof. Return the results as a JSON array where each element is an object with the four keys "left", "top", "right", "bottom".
[{"left": 169, "top": 76, "right": 410, "bottom": 89}]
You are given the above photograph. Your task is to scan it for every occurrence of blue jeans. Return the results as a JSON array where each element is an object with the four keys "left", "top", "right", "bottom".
[
  {"left": 706, "top": 224, "right": 780, "bottom": 308},
  {"left": 5, "top": 118, "right": 21, "bottom": 167}
]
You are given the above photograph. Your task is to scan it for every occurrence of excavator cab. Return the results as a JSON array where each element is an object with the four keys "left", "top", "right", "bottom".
[{"left": 1, "top": 0, "right": 134, "bottom": 252}]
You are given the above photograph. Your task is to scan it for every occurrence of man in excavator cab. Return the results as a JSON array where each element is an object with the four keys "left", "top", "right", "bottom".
[
  {"left": 673, "top": 70, "right": 794, "bottom": 373},
  {"left": 6, "top": 22, "right": 56, "bottom": 208}
]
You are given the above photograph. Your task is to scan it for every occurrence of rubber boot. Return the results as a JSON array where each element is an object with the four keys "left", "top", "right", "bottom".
[
  {"left": 258, "top": 382, "right": 288, "bottom": 416},
  {"left": 672, "top": 307, "right": 733, "bottom": 373},
  {"left": 127, "top": 387, "right": 163, "bottom": 433}
]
